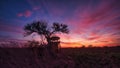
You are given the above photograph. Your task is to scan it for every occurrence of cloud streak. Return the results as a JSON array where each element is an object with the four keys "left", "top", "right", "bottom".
[
  {"left": 0, "top": 20, "right": 23, "bottom": 33},
  {"left": 62, "top": 0, "right": 120, "bottom": 46}
]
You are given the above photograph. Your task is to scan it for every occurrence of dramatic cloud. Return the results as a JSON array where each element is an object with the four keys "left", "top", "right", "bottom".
[
  {"left": 61, "top": 0, "right": 120, "bottom": 47},
  {"left": 0, "top": 0, "right": 120, "bottom": 47}
]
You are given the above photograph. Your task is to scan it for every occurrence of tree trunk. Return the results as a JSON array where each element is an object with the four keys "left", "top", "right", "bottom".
[
  {"left": 46, "top": 37, "right": 51, "bottom": 45},
  {"left": 46, "top": 37, "right": 56, "bottom": 57},
  {"left": 46, "top": 37, "right": 52, "bottom": 50}
]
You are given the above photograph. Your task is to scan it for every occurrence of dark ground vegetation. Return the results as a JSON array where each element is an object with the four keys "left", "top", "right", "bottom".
[
  {"left": 61, "top": 46, "right": 120, "bottom": 68},
  {"left": 0, "top": 45, "right": 120, "bottom": 68}
]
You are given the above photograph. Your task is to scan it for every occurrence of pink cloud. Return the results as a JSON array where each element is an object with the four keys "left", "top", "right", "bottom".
[
  {"left": 99, "top": 41, "right": 109, "bottom": 43},
  {"left": 24, "top": 10, "right": 32, "bottom": 17},
  {"left": 17, "top": 10, "right": 32, "bottom": 18},
  {"left": 87, "top": 36, "right": 101, "bottom": 40},
  {"left": 84, "top": 31, "right": 102, "bottom": 41}
]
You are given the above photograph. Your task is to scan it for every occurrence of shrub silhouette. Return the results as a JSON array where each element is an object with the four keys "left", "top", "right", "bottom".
[{"left": 25, "top": 40, "right": 40, "bottom": 48}]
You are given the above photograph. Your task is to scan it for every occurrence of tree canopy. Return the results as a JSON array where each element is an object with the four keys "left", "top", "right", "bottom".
[{"left": 24, "top": 20, "right": 69, "bottom": 45}]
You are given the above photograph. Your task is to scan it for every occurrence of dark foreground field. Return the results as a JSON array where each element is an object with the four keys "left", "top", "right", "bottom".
[
  {"left": 0, "top": 46, "right": 120, "bottom": 68},
  {"left": 0, "top": 47, "right": 74, "bottom": 68},
  {"left": 61, "top": 47, "right": 120, "bottom": 68}
]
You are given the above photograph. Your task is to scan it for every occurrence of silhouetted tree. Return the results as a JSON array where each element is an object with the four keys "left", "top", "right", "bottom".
[
  {"left": 81, "top": 45, "right": 85, "bottom": 48},
  {"left": 26, "top": 40, "right": 40, "bottom": 48},
  {"left": 24, "top": 20, "right": 69, "bottom": 49},
  {"left": 88, "top": 45, "right": 93, "bottom": 48}
]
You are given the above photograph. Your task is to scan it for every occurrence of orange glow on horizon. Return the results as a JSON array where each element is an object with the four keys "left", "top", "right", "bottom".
[{"left": 59, "top": 34, "right": 119, "bottom": 48}]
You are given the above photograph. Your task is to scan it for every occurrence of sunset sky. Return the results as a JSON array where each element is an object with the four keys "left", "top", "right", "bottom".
[{"left": 0, "top": 0, "right": 120, "bottom": 47}]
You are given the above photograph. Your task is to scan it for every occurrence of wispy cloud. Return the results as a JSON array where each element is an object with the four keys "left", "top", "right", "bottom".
[
  {"left": 62, "top": 0, "right": 120, "bottom": 46},
  {"left": 0, "top": 22, "right": 23, "bottom": 33}
]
